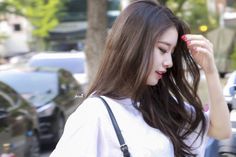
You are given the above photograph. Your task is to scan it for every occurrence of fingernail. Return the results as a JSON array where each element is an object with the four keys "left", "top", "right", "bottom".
[
  {"left": 186, "top": 41, "right": 191, "bottom": 45},
  {"left": 181, "top": 35, "right": 187, "bottom": 41}
]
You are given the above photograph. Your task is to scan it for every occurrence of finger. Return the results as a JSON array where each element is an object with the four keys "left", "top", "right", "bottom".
[
  {"left": 207, "top": 39, "right": 213, "bottom": 49},
  {"left": 186, "top": 41, "right": 213, "bottom": 54},
  {"left": 183, "top": 34, "right": 205, "bottom": 41},
  {"left": 186, "top": 40, "right": 213, "bottom": 53},
  {"left": 182, "top": 34, "right": 212, "bottom": 46},
  {"left": 191, "top": 46, "right": 213, "bottom": 58},
  {"left": 181, "top": 34, "right": 214, "bottom": 55}
]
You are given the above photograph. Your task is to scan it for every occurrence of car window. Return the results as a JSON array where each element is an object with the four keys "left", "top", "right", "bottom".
[
  {"left": 0, "top": 72, "right": 58, "bottom": 95},
  {"left": 29, "top": 58, "right": 85, "bottom": 74}
]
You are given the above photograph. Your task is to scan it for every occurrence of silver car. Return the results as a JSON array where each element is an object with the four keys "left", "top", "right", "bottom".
[{"left": 28, "top": 52, "right": 88, "bottom": 92}]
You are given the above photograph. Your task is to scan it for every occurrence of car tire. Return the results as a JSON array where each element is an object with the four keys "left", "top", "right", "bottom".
[{"left": 54, "top": 114, "right": 65, "bottom": 144}]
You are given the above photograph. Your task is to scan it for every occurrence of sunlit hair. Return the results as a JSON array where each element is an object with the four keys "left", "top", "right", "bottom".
[{"left": 87, "top": 0, "right": 207, "bottom": 156}]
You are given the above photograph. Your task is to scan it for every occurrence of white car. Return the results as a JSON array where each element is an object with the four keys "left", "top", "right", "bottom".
[{"left": 28, "top": 52, "right": 88, "bottom": 91}]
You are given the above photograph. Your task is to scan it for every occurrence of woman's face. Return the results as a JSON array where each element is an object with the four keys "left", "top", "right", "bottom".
[{"left": 146, "top": 27, "right": 178, "bottom": 86}]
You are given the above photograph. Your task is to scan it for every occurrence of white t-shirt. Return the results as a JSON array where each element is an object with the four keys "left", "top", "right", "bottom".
[{"left": 50, "top": 96, "right": 209, "bottom": 157}]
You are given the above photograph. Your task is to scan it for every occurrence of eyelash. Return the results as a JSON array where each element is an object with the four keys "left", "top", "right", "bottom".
[{"left": 159, "top": 47, "right": 167, "bottom": 54}]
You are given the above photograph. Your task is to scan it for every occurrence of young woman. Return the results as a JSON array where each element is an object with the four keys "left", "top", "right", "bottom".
[{"left": 50, "top": 0, "right": 231, "bottom": 156}]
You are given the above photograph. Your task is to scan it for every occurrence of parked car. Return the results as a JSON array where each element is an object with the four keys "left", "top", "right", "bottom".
[
  {"left": 224, "top": 71, "right": 236, "bottom": 111},
  {"left": 28, "top": 52, "right": 88, "bottom": 91},
  {"left": 0, "top": 66, "right": 83, "bottom": 146},
  {"left": 0, "top": 81, "right": 40, "bottom": 157},
  {"left": 205, "top": 116, "right": 236, "bottom": 157}
]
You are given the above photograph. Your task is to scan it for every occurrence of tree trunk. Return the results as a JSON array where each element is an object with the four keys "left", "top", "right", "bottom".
[{"left": 85, "top": 0, "right": 107, "bottom": 89}]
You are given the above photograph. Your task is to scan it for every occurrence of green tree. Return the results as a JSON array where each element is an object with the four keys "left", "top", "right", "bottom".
[
  {"left": 230, "top": 45, "right": 236, "bottom": 69},
  {"left": 166, "top": 0, "right": 218, "bottom": 33},
  {"left": 1, "top": 0, "right": 61, "bottom": 50}
]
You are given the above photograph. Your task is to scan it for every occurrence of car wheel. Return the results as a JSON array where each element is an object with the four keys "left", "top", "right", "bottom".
[
  {"left": 25, "top": 133, "right": 40, "bottom": 157},
  {"left": 54, "top": 114, "right": 65, "bottom": 144}
]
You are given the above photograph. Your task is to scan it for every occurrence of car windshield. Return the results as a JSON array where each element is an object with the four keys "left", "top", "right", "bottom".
[
  {"left": 0, "top": 72, "right": 58, "bottom": 97},
  {"left": 29, "top": 58, "right": 85, "bottom": 74}
]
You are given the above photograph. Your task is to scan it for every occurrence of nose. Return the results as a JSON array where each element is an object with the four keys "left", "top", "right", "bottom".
[{"left": 163, "top": 54, "right": 173, "bottom": 69}]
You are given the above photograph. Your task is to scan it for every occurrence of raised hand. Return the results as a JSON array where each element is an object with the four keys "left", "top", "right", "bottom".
[{"left": 181, "top": 34, "right": 217, "bottom": 74}]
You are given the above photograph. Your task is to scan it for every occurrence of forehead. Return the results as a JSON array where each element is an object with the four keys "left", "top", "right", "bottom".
[{"left": 157, "top": 27, "right": 178, "bottom": 46}]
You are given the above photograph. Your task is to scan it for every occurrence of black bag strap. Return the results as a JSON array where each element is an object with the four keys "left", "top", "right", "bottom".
[{"left": 97, "top": 96, "right": 130, "bottom": 157}]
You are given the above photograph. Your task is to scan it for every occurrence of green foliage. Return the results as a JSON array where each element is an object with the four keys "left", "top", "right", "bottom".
[
  {"left": 230, "top": 45, "right": 236, "bottom": 69},
  {"left": 166, "top": 0, "right": 218, "bottom": 33},
  {"left": 166, "top": 0, "right": 185, "bottom": 14},
  {"left": 4, "top": 0, "right": 60, "bottom": 38},
  {"left": 0, "top": 33, "right": 8, "bottom": 43}
]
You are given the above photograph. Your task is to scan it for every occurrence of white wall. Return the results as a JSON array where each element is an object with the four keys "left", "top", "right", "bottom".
[{"left": 0, "top": 14, "right": 32, "bottom": 57}]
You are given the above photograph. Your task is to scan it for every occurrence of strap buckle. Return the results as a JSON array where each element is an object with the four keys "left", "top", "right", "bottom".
[
  {"left": 120, "top": 144, "right": 130, "bottom": 157},
  {"left": 120, "top": 144, "right": 128, "bottom": 152}
]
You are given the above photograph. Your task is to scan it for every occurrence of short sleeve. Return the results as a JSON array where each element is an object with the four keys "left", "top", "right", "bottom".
[{"left": 50, "top": 97, "right": 104, "bottom": 157}]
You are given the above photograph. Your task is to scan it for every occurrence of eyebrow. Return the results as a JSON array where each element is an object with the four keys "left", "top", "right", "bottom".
[{"left": 158, "top": 41, "right": 172, "bottom": 46}]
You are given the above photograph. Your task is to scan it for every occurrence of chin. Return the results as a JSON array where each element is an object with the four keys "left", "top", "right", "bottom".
[{"left": 147, "top": 80, "right": 159, "bottom": 86}]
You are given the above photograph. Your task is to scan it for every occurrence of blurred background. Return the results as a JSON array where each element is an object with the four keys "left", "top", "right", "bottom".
[{"left": 0, "top": 0, "right": 235, "bottom": 157}]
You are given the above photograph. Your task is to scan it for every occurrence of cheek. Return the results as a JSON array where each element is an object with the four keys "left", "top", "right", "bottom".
[{"left": 152, "top": 50, "right": 162, "bottom": 67}]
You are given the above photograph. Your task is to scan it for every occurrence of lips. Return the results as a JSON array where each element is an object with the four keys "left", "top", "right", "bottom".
[{"left": 155, "top": 71, "right": 165, "bottom": 79}]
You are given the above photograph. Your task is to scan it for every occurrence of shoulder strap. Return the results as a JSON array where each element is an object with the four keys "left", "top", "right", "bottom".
[{"left": 97, "top": 96, "right": 130, "bottom": 157}]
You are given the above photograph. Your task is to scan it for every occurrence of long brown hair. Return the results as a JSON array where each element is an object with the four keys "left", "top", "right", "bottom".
[{"left": 87, "top": 1, "right": 207, "bottom": 156}]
